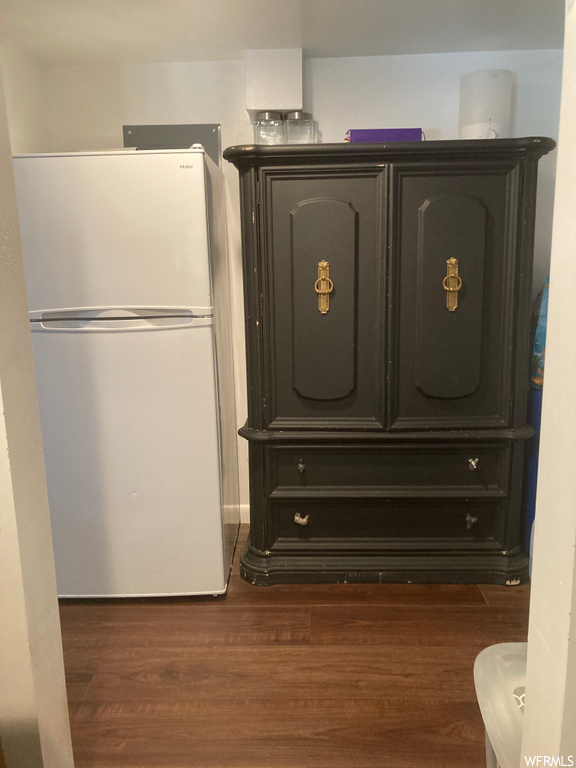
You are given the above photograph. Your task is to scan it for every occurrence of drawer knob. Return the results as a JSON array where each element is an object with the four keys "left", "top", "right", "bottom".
[
  {"left": 468, "top": 457, "right": 479, "bottom": 471},
  {"left": 294, "top": 512, "right": 310, "bottom": 526},
  {"left": 297, "top": 460, "right": 306, "bottom": 475},
  {"left": 466, "top": 514, "right": 478, "bottom": 530}
]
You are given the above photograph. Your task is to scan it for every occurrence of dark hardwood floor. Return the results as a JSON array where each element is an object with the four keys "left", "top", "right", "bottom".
[{"left": 59, "top": 525, "right": 530, "bottom": 768}]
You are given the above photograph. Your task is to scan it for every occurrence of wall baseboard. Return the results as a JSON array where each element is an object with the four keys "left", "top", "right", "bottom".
[{"left": 239, "top": 503, "right": 250, "bottom": 524}]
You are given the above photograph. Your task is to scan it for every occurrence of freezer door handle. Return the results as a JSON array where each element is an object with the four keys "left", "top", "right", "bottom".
[{"left": 29, "top": 306, "right": 213, "bottom": 332}]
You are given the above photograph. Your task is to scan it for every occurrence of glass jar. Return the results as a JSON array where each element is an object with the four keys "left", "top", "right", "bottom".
[
  {"left": 253, "top": 111, "right": 284, "bottom": 145},
  {"left": 284, "top": 111, "right": 314, "bottom": 144}
]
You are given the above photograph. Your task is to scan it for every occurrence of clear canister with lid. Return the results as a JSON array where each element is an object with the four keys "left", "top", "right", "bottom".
[
  {"left": 253, "top": 111, "right": 284, "bottom": 145},
  {"left": 284, "top": 111, "right": 314, "bottom": 144}
]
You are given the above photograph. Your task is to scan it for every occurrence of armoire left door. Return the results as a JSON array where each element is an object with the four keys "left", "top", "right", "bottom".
[{"left": 260, "top": 166, "right": 387, "bottom": 430}]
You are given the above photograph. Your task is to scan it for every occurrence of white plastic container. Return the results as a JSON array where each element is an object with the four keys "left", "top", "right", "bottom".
[
  {"left": 474, "top": 642, "right": 527, "bottom": 768},
  {"left": 459, "top": 70, "right": 513, "bottom": 139}
]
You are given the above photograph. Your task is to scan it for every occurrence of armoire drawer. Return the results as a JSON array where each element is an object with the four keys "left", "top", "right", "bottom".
[
  {"left": 269, "top": 444, "right": 510, "bottom": 497},
  {"left": 268, "top": 498, "right": 503, "bottom": 550}
]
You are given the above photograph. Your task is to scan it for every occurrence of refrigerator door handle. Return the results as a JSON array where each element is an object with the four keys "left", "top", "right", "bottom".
[{"left": 29, "top": 306, "right": 213, "bottom": 332}]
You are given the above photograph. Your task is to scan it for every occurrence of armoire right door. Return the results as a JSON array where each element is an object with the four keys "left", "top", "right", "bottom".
[{"left": 389, "top": 161, "right": 523, "bottom": 430}]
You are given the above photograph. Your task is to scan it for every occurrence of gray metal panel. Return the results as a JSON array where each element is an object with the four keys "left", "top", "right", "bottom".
[{"left": 123, "top": 124, "right": 221, "bottom": 166}]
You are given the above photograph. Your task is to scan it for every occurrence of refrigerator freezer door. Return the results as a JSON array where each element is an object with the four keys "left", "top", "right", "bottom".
[
  {"left": 13, "top": 149, "right": 213, "bottom": 312},
  {"left": 32, "top": 320, "right": 227, "bottom": 597}
]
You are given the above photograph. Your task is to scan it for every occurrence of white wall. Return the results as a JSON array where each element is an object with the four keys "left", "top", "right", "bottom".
[
  {"left": 0, "top": 40, "right": 49, "bottom": 154},
  {"left": 0, "top": 58, "right": 74, "bottom": 768},
  {"left": 44, "top": 60, "right": 252, "bottom": 152},
  {"left": 1, "top": 48, "right": 563, "bottom": 517},
  {"left": 306, "top": 50, "right": 562, "bottom": 142},
  {"left": 522, "top": 2, "right": 576, "bottom": 758},
  {"left": 306, "top": 49, "right": 563, "bottom": 294}
]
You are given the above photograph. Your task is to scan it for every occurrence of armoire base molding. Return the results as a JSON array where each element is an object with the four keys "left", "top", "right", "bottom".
[{"left": 240, "top": 540, "right": 529, "bottom": 586}]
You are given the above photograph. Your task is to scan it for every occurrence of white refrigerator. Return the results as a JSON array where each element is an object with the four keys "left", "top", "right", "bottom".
[{"left": 13, "top": 146, "right": 240, "bottom": 598}]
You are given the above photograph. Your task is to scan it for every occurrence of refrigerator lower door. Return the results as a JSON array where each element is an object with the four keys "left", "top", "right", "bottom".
[{"left": 31, "top": 314, "right": 230, "bottom": 597}]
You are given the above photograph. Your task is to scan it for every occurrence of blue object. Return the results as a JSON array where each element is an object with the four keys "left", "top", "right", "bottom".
[
  {"left": 523, "top": 278, "right": 549, "bottom": 557},
  {"left": 524, "top": 388, "right": 543, "bottom": 554},
  {"left": 530, "top": 280, "right": 549, "bottom": 389}
]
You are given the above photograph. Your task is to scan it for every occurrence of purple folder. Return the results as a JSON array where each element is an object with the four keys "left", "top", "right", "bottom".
[{"left": 346, "top": 128, "right": 424, "bottom": 143}]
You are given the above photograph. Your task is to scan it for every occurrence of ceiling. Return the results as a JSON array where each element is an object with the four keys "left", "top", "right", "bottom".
[{"left": 0, "top": 0, "right": 565, "bottom": 65}]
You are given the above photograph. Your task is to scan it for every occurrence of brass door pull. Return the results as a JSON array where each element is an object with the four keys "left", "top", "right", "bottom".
[
  {"left": 314, "top": 260, "right": 334, "bottom": 314},
  {"left": 443, "top": 257, "right": 463, "bottom": 312},
  {"left": 468, "top": 458, "right": 479, "bottom": 471},
  {"left": 294, "top": 513, "right": 310, "bottom": 526}
]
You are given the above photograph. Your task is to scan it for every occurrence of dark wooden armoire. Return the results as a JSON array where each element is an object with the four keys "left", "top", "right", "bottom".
[{"left": 224, "top": 137, "right": 555, "bottom": 586}]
